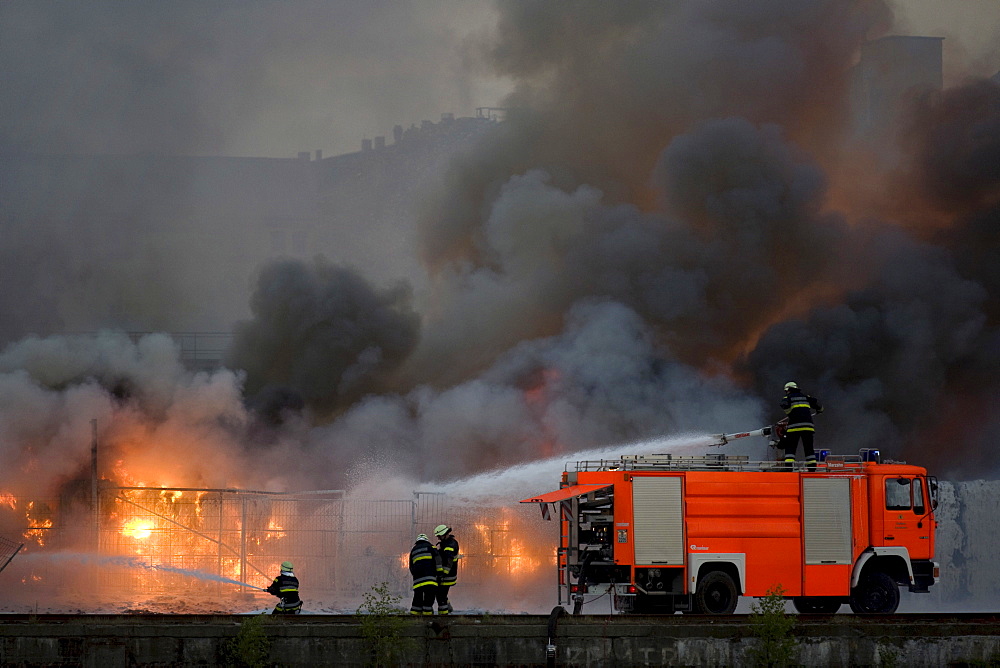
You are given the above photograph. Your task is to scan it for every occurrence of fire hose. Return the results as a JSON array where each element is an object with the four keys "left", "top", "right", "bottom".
[{"left": 545, "top": 605, "right": 566, "bottom": 668}]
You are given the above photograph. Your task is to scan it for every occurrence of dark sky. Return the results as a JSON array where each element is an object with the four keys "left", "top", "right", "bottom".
[
  {"left": 0, "top": 1, "right": 508, "bottom": 158},
  {"left": 2, "top": 1, "right": 994, "bottom": 159}
]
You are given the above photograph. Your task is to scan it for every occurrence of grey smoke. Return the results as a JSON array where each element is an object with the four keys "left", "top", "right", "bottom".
[
  {"left": 227, "top": 258, "right": 420, "bottom": 419},
  {"left": 308, "top": 298, "right": 764, "bottom": 482},
  {"left": 2, "top": 0, "right": 1000, "bottom": 499}
]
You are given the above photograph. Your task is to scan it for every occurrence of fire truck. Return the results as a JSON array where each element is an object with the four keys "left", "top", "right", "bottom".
[{"left": 521, "top": 431, "right": 939, "bottom": 615}]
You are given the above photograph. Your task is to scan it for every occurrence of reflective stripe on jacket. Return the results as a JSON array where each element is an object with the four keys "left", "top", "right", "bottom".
[
  {"left": 409, "top": 540, "right": 441, "bottom": 589},
  {"left": 266, "top": 572, "right": 301, "bottom": 604},
  {"left": 438, "top": 535, "right": 459, "bottom": 587},
  {"left": 780, "top": 390, "right": 822, "bottom": 433}
]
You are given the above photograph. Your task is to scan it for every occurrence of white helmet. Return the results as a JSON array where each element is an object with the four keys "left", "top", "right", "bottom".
[
  {"left": 434, "top": 524, "right": 450, "bottom": 537},
  {"left": 784, "top": 381, "right": 798, "bottom": 391},
  {"left": 416, "top": 533, "right": 429, "bottom": 542}
]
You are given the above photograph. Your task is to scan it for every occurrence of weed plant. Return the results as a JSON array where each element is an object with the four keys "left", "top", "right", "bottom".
[{"left": 746, "top": 586, "right": 796, "bottom": 667}]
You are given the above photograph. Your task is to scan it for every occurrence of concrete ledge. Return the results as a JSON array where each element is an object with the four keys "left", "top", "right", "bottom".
[{"left": 1, "top": 613, "right": 999, "bottom": 666}]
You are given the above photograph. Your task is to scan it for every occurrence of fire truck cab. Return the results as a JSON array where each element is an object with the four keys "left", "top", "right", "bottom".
[{"left": 522, "top": 451, "right": 939, "bottom": 614}]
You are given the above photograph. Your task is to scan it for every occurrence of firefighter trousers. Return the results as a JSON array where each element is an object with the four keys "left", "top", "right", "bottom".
[
  {"left": 435, "top": 584, "right": 453, "bottom": 614},
  {"left": 410, "top": 585, "right": 437, "bottom": 615},
  {"left": 271, "top": 600, "right": 302, "bottom": 615},
  {"left": 782, "top": 431, "right": 816, "bottom": 469}
]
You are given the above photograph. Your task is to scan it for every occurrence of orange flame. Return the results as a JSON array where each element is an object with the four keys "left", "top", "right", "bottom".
[
  {"left": 123, "top": 518, "right": 154, "bottom": 540},
  {"left": 24, "top": 501, "right": 53, "bottom": 546},
  {"left": 0, "top": 491, "right": 15, "bottom": 510}
]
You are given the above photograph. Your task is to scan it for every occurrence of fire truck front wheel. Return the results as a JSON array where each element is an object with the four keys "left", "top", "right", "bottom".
[
  {"left": 849, "top": 571, "right": 900, "bottom": 614},
  {"left": 692, "top": 571, "right": 738, "bottom": 615}
]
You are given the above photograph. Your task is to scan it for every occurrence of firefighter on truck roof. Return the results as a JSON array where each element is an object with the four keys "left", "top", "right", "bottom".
[
  {"left": 266, "top": 560, "right": 302, "bottom": 614},
  {"left": 408, "top": 533, "right": 442, "bottom": 615},
  {"left": 434, "top": 524, "right": 459, "bottom": 614},
  {"left": 780, "top": 381, "right": 823, "bottom": 471}
]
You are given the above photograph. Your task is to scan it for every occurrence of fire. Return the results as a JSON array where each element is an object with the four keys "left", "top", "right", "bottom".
[
  {"left": 473, "top": 513, "right": 543, "bottom": 577},
  {"left": 506, "top": 536, "right": 539, "bottom": 575},
  {"left": 266, "top": 519, "right": 286, "bottom": 541},
  {"left": 123, "top": 518, "right": 154, "bottom": 540},
  {"left": 24, "top": 501, "right": 53, "bottom": 546},
  {"left": 0, "top": 491, "right": 15, "bottom": 510}
]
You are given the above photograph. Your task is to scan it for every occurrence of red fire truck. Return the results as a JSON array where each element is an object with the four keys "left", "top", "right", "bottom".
[{"left": 521, "top": 441, "right": 939, "bottom": 615}]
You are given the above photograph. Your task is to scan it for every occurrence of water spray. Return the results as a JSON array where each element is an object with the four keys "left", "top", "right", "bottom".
[{"left": 29, "top": 552, "right": 267, "bottom": 590}]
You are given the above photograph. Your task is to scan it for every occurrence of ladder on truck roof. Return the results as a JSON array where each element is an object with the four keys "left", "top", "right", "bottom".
[{"left": 571, "top": 453, "right": 876, "bottom": 473}]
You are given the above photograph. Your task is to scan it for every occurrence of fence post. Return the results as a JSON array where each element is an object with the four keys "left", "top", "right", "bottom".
[{"left": 240, "top": 495, "right": 248, "bottom": 593}]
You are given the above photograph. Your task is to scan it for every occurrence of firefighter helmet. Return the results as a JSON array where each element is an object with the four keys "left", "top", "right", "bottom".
[
  {"left": 434, "top": 524, "right": 450, "bottom": 537},
  {"left": 281, "top": 561, "right": 294, "bottom": 571},
  {"left": 416, "top": 533, "right": 429, "bottom": 542},
  {"left": 784, "top": 381, "right": 798, "bottom": 391}
]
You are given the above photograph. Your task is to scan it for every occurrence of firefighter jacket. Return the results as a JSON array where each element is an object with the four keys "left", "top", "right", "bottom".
[
  {"left": 266, "top": 571, "right": 301, "bottom": 605},
  {"left": 409, "top": 539, "right": 442, "bottom": 590},
  {"left": 780, "top": 389, "right": 823, "bottom": 433},
  {"left": 437, "top": 535, "right": 459, "bottom": 587}
]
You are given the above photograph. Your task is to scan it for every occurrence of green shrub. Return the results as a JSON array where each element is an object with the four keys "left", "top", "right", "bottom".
[
  {"left": 746, "top": 585, "right": 796, "bottom": 668},
  {"left": 356, "top": 581, "right": 415, "bottom": 667},
  {"left": 221, "top": 613, "right": 271, "bottom": 668}
]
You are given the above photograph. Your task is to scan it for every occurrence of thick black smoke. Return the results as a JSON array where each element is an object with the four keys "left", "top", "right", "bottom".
[
  {"left": 742, "top": 228, "right": 992, "bottom": 468},
  {"left": 4, "top": 0, "right": 1000, "bottom": 498},
  {"left": 399, "top": 0, "right": 1000, "bottom": 479},
  {"left": 227, "top": 258, "right": 420, "bottom": 419}
]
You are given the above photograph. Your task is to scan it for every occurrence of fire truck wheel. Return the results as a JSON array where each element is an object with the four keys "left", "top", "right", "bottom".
[
  {"left": 849, "top": 571, "right": 900, "bottom": 614},
  {"left": 792, "top": 597, "right": 841, "bottom": 614},
  {"left": 692, "top": 571, "right": 738, "bottom": 615}
]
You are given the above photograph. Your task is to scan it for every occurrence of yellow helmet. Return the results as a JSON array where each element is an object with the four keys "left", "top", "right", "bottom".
[
  {"left": 281, "top": 561, "right": 294, "bottom": 571},
  {"left": 434, "top": 524, "right": 450, "bottom": 537}
]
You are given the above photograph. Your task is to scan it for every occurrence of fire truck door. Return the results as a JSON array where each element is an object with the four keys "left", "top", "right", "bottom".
[
  {"left": 801, "top": 477, "right": 853, "bottom": 595},
  {"left": 881, "top": 476, "right": 932, "bottom": 560},
  {"left": 632, "top": 476, "right": 684, "bottom": 565}
]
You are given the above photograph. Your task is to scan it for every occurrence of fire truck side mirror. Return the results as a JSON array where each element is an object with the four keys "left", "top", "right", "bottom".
[{"left": 928, "top": 476, "right": 939, "bottom": 509}]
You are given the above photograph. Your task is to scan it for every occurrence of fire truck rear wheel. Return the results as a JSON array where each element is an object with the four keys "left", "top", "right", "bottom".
[
  {"left": 692, "top": 571, "right": 738, "bottom": 615},
  {"left": 849, "top": 571, "right": 900, "bottom": 614},
  {"left": 792, "top": 597, "right": 842, "bottom": 614}
]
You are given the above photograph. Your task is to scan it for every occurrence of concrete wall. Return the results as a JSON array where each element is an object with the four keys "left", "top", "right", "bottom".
[{"left": 2, "top": 613, "right": 999, "bottom": 667}]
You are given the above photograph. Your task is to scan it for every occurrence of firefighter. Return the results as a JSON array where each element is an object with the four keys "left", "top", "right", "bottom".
[
  {"left": 780, "top": 381, "right": 823, "bottom": 471},
  {"left": 266, "top": 560, "right": 302, "bottom": 614},
  {"left": 434, "top": 524, "right": 459, "bottom": 614},
  {"left": 408, "top": 533, "right": 441, "bottom": 615}
]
